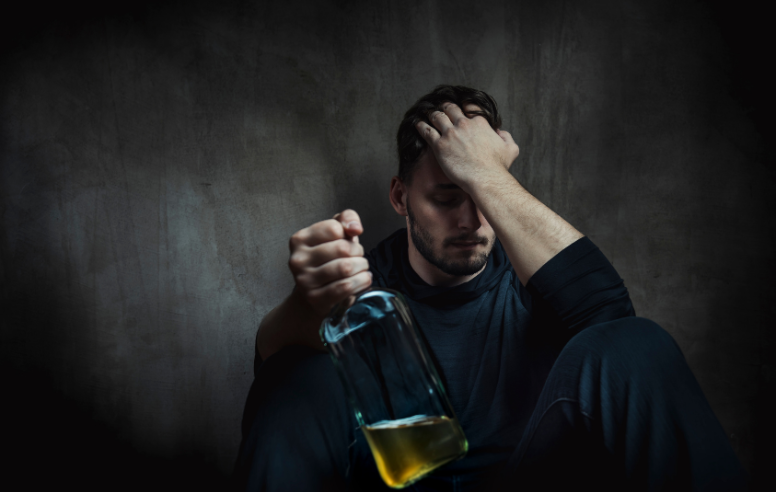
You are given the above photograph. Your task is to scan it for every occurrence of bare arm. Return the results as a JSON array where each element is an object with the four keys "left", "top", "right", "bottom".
[
  {"left": 256, "top": 210, "right": 373, "bottom": 360},
  {"left": 465, "top": 169, "right": 583, "bottom": 286},
  {"left": 416, "top": 104, "right": 583, "bottom": 285}
]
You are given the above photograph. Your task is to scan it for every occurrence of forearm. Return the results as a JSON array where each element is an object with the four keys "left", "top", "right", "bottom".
[
  {"left": 469, "top": 169, "right": 584, "bottom": 286},
  {"left": 256, "top": 288, "right": 326, "bottom": 361}
]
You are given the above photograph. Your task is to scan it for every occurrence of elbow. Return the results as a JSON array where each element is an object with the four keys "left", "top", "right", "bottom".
[{"left": 564, "top": 293, "right": 636, "bottom": 332}]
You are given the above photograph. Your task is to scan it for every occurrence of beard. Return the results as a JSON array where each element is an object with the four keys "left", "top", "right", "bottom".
[{"left": 407, "top": 199, "right": 492, "bottom": 277}]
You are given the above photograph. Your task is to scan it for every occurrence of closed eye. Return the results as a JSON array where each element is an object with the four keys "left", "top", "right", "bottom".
[{"left": 434, "top": 196, "right": 463, "bottom": 207}]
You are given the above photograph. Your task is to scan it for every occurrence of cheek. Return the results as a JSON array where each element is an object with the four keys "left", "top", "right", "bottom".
[
  {"left": 416, "top": 200, "right": 462, "bottom": 234},
  {"left": 418, "top": 209, "right": 455, "bottom": 241},
  {"left": 420, "top": 201, "right": 450, "bottom": 225},
  {"left": 435, "top": 209, "right": 461, "bottom": 230}
]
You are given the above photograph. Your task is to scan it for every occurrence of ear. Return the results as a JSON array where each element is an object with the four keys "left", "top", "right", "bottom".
[{"left": 389, "top": 176, "right": 408, "bottom": 216}]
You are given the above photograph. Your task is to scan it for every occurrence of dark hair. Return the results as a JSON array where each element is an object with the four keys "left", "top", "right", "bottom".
[{"left": 396, "top": 85, "right": 502, "bottom": 184}]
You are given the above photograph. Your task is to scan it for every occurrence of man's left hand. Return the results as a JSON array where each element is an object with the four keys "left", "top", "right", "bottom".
[{"left": 415, "top": 103, "right": 520, "bottom": 194}]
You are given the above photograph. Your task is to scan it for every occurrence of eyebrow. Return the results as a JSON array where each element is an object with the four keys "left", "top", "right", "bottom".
[{"left": 434, "top": 183, "right": 462, "bottom": 190}]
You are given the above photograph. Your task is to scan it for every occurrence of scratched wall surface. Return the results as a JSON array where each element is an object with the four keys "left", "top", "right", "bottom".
[{"left": 1, "top": 0, "right": 773, "bottom": 489}]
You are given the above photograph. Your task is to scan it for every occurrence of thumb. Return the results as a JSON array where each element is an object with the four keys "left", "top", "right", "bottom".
[
  {"left": 333, "top": 209, "right": 363, "bottom": 242},
  {"left": 497, "top": 130, "right": 520, "bottom": 160}
]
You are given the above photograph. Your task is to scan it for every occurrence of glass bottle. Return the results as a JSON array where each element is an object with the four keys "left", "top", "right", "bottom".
[{"left": 320, "top": 288, "right": 468, "bottom": 489}]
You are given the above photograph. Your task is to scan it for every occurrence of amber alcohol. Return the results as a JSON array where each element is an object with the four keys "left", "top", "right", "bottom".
[{"left": 362, "top": 415, "right": 468, "bottom": 488}]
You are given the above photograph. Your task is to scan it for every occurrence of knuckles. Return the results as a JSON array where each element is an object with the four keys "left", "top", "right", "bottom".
[
  {"left": 301, "top": 270, "right": 371, "bottom": 312},
  {"left": 294, "top": 272, "right": 312, "bottom": 289},
  {"left": 322, "top": 220, "right": 343, "bottom": 238},
  {"left": 339, "top": 260, "right": 353, "bottom": 277},
  {"left": 339, "top": 209, "right": 358, "bottom": 222},
  {"left": 336, "top": 240, "right": 352, "bottom": 256},
  {"left": 336, "top": 279, "right": 353, "bottom": 297},
  {"left": 288, "top": 231, "right": 305, "bottom": 250},
  {"left": 287, "top": 252, "right": 306, "bottom": 271}
]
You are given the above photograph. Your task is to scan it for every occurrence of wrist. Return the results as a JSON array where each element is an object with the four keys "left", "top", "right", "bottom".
[
  {"left": 289, "top": 286, "right": 326, "bottom": 324},
  {"left": 257, "top": 288, "right": 325, "bottom": 360},
  {"left": 465, "top": 167, "right": 518, "bottom": 199}
]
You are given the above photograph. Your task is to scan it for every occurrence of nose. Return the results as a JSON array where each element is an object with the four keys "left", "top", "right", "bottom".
[{"left": 457, "top": 196, "right": 482, "bottom": 231}]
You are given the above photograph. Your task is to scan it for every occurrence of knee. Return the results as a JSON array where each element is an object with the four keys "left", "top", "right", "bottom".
[
  {"left": 563, "top": 317, "right": 686, "bottom": 382},
  {"left": 599, "top": 317, "right": 679, "bottom": 358},
  {"left": 557, "top": 318, "right": 693, "bottom": 420},
  {"left": 574, "top": 316, "right": 678, "bottom": 355}
]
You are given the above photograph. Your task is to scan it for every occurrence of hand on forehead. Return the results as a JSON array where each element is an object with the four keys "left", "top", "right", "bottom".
[
  {"left": 429, "top": 102, "right": 483, "bottom": 122},
  {"left": 413, "top": 99, "right": 519, "bottom": 191},
  {"left": 424, "top": 103, "right": 494, "bottom": 138}
]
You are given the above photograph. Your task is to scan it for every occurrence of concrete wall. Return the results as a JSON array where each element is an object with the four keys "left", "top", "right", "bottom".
[{"left": 1, "top": 0, "right": 772, "bottom": 488}]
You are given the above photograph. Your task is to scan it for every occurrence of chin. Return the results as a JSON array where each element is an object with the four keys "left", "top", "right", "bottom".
[{"left": 436, "top": 253, "right": 488, "bottom": 277}]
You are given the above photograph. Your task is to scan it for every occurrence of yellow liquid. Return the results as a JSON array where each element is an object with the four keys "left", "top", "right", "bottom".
[{"left": 362, "top": 415, "right": 468, "bottom": 489}]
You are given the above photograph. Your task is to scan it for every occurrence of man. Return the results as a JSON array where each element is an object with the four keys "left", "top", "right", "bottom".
[{"left": 233, "top": 86, "right": 746, "bottom": 491}]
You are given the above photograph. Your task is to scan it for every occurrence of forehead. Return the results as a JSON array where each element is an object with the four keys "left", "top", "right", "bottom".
[
  {"left": 408, "top": 103, "right": 483, "bottom": 191},
  {"left": 411, "top": 150, "right": 459, "bottom": 192}
]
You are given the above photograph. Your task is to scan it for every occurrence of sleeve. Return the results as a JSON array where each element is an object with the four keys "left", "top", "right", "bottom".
[{"left": 522, "top": 236, "right": 635, "bottom": 334}]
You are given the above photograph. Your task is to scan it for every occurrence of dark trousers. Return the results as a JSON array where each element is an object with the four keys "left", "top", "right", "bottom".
[{"left": 232, "top": 317, "right": 748, "bottom": 491}]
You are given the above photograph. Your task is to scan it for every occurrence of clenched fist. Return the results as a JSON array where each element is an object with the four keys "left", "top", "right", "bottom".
[{"left": 287, "top": 209, "right": 373, "bottom": 317}]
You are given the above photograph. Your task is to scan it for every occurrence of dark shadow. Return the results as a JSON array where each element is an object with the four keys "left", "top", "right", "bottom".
[{"left": 2, "top": 366, "right": 227, "bottom": 491}]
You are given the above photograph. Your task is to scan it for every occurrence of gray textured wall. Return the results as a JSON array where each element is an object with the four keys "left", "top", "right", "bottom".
[{"left": 1, "top": 0, "right": 773, "bottom": 488}]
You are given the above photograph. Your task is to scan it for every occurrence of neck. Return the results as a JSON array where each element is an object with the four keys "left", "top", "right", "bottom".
[{"left": 406, "top": 229, "right": 486, "bottom": 287}]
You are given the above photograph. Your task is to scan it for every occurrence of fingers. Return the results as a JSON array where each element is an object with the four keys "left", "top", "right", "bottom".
[
  {"left": 428, "top": 108, "right": 455, "bottom": 133},
  {"left": 416, "top": 120, "right": 441, "bottom": 145},
  {"left": 441, "top": 102, "right": 466, "bottom": 124},
  {"left": 288, "top": 210, "right": 372, "bottom": 315},
  {"left": 497, "top": 129, "right": 520, "bottom": 160},
  {"left": 290, "top": 210, "right": 362, "bottom": 250},
  {"left": 332, "top": 209, "right": 363, "bottom": 239},
  {"left": 305, "top": 270, "right": 373, "bottom": 311},
  {"left": 497, "top": 129, "right": 515, "bottom": 146},
  {"left": 290, "top": 220, "right": 343, "bottom": 251},
  {"left": 307, "top": 239, "right": 365, "bottom": 267},
  {"left": 295, "top": 257, "right": 370, "bottom": 292},
  {"left": 289, "top": 238, "right": 364, "bottom": 272},
  {"left": 288, "top": 208, "right": 367, "bottom": 276},
  {"left": 417, "top": 103, "right": 478, "bottom": 143}
]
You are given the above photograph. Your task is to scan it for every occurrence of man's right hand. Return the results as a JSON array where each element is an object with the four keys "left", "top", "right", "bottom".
[{"left": 287, "top": 209, "right": 373, "bottom": 317}]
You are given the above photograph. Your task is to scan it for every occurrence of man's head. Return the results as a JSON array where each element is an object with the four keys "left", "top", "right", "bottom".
[
  {"left": 390, "top": 85, "right": 503, "bottom": 284},
  {"left": 396, "top": 85, "right": 502, "bottom": 185}
]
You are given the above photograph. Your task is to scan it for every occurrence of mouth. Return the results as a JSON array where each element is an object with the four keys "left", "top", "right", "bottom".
[{"left": 448, "top": 240, "right": 484, "bottom": 250}]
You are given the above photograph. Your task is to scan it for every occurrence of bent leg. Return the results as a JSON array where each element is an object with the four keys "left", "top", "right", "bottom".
[
  {"left": 493, "top": 317, "right": 748, "bottom": 490},
  {"left": 232, "top": 346, "right": 358, "bottom": 491}
]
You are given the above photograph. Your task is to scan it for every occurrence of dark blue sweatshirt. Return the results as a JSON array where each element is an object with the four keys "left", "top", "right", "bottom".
[{"left": 365, "top": 229, "right": 635, "bottom": 475}]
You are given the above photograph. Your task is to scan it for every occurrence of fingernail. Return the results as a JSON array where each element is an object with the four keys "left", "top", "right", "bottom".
[{"left": 347, "top": 221, "right": 360, "bottom": 230}]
